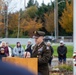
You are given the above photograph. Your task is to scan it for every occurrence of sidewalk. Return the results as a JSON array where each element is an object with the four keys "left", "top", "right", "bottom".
[
  {"left": 51, "top": 58, "right": 73, "bottom": 67},
  {"left": 49, "top": 58, "right": 73, "bottom": 74}
]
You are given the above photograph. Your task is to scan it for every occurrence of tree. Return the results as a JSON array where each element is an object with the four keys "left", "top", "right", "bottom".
[
  {"left": 23, "top": 6, "right": 38, "bottom": 18},
  {"left": 34, "top": 0, "right": 39, "bottom": 7},
  {"left": 8, "top": 13, "right": 18, "bottom": 37},
  {"left": 27, "top": 0, "right": 34, "bottom": 8},
  {"left": 44, "top": 11, "right": 54, "bottom": 35},
  {"left": 21, "top": 18, "right": 42, "bottom": 37},
  {"left": 0, "top": 14, "right": 4, "bottom": 37},
  {"left": 3, "top": 0, "right": 13, "bottom": 37},
  {"left": 59, "top": 1, "right": 73, "bottom": 33},
  {"left": 0, "top": 0, "right": 5, "bottom": 37}
]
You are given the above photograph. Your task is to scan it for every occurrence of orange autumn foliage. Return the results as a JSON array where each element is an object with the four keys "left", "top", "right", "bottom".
[
  {"left": 44, "top": 11, "right": 54, "bottom": 34},
  {"left": 21, "top": 18, "right": 42, "bottom": 37},
  {"left": 0, "top": 0, "right": 5, "bottom": 36},
  {"left": 8, "top": 13, "right": 18, "bottom": 36},
  {"left": 59, "top": 0, "right": 73, "bottom": 33}
]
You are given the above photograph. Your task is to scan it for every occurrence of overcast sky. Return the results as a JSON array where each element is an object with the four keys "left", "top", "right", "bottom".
[{"left": 7, "top": 0, "right": 54, "bottom": 13}]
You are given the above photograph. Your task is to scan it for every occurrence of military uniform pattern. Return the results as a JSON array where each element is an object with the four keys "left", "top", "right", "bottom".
[{"left": 32, "top": 42, "right": 51, "bottom": 75}]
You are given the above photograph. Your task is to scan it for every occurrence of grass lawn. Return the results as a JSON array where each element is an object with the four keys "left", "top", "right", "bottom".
[
  {"left": 52, "top": 45, "right": 73, "bottom": 58},
  {"left": 10, "top": 44, "right": 73, "bottom": 58}
]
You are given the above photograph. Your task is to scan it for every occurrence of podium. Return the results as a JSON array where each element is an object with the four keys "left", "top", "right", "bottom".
[{"left": 2, "top": 57, "right": 38, "bottom": 75}]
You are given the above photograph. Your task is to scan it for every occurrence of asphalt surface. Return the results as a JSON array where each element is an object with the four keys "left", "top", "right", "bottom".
[{"left": 51, "top": 58, "right": 73, "bottom": 67}]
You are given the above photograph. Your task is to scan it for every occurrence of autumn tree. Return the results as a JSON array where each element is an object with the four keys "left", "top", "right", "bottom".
[
  {"left": 59, "top": 0, "right": 73, "bottom": 33},
  {"left": 21, "top": 17, "right": 42, "bottom": 37},
  {"left": 44, "top": 11, "right": 54, "bottom": 35},
  {"left": 8, "top": 13, "right": 18, "bottom": 37},
  {"left": 0, "top": 14, "right": 4, "bottom": 37},
  {"left": 0, "top": 0, "right": 5, "bottom": 37}
]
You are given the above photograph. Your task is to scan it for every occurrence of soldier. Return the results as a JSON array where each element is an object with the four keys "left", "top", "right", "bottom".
[{"left": 32, "top": 31, "right": 51, "bottom": 75}]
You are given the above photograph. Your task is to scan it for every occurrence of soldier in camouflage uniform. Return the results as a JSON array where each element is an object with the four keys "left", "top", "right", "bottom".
[{"left": 32, "top": 31, "right": 51, "bottom": 75}]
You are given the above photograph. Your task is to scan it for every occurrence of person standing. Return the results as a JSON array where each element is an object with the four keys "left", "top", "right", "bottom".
[
  {"left": 31, "top": 31, "right": 51, "bottom": 75},
  {"left": 6, "top": 42, "right": 12, "bottom": 57},
  {"left": 0, "top": 48, "right": 7, "bottom": 60},
  {"left": 57, "top": 40, "right": 67, "bottom": 64},
  {"left": 0, "top": 41, "right": 9, "bottom": 57},
  {"left": 25, "top": 39, "right": 32, "bottom": 56},
  {"left": 13, "top": 42, "right": 25, "bottom": 58},
  {"left": 24, "top": 51, "right": 31, "bottom": 58},
  {"left": 46, "top": 41, "right": 54, "bottom": 66}
]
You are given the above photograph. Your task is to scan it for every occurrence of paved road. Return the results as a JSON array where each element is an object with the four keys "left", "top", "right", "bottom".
[
  {"left": 51, "top": 58, "right": 73, "bottom": 67},
  {"left": 0, "top": 38, "right": 73, "bottom": 45}
]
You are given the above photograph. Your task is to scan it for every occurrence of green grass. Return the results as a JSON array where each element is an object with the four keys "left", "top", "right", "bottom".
[
  {"left": 10, "top": 44, "right": 15, "bottom": 48},
  {"left": 10, "top": 44, "right": 73, "bottom": 58},
  {"left": 52, "top": 45, "right": 73, "bottom": 58},
  {"left": 10, "top": 45, "right": 25, "bottom": 49}
]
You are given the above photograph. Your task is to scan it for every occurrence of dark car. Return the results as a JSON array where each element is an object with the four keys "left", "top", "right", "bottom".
[{"left": 44, "top": 36, "right": 55, "bottom": 42}]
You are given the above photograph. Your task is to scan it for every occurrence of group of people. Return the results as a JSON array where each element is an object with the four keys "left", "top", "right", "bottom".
[
  {"left": 0, "top": 30, "right": 67, "bottom": 75},
  {"left": 0, "top": 40, "right": 32, "bottom": 60},
  {"left": 0, "top": 41, "right": 12, "bottom": 60}
]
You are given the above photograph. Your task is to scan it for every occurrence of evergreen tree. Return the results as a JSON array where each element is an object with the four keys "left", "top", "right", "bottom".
[
  {"left": 27, "top": 0, "right": 34, "bottom": 8},
  {"left": 34, "top": 0, "right": 39, "bottom": 7}
]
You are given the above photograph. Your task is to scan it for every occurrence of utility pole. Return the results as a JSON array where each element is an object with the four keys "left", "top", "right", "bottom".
[
  {"left": 54, "top": 0, "right": 65, "bottom": 41},
  {"left": 54, "top": 0, "right": 58, "bottom": 40},
  {"left": 56, "top": 0, "right": 58, "bottom": 39},
  {"left": 6, "top": 4, "right": 8, "bottom": 38},
  {"left": 17, "top": 10, "right": 20, "bottom": 38},
  {"left": 24, "top": 0, "right": 26, "bottom": 10}
]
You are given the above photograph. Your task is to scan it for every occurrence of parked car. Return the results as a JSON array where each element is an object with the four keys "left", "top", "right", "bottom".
[{"left": 44, "top": 36, "right": 55, "bottom": 42}]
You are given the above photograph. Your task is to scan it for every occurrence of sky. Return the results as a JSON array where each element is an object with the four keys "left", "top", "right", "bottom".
[{"left": 6, "top": 0, "right": 54, "bottom": 13}]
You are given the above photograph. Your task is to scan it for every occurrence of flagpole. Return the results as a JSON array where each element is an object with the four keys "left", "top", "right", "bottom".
[{"left": 73, "top": 0, "right": 76, "bottom": 75}]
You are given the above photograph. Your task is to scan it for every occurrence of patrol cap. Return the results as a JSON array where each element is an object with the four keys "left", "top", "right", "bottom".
[{"left": 33, "top": 31, "right": 45, "bottom": 37}]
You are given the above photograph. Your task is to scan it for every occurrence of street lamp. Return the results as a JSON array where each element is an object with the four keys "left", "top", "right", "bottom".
[
  {"left": 54, "top": 0, "right": 58, "bottom": 40},
  {"left": 17, "top": 10, "right": 20, "bottom": 38},
  {"left": 54, "top": 0, "right": 65, "bottom": 40},
  {"left": 24, "top": 0, "right": 26, "bottom": 10}
]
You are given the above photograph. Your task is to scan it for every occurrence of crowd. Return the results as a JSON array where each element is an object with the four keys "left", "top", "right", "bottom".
[
  {"left": 0, "top": 31, "right": 67, "bottom": 75},
  {"left": 0, "top": 40, "right": 32, "bottom": 60}
]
